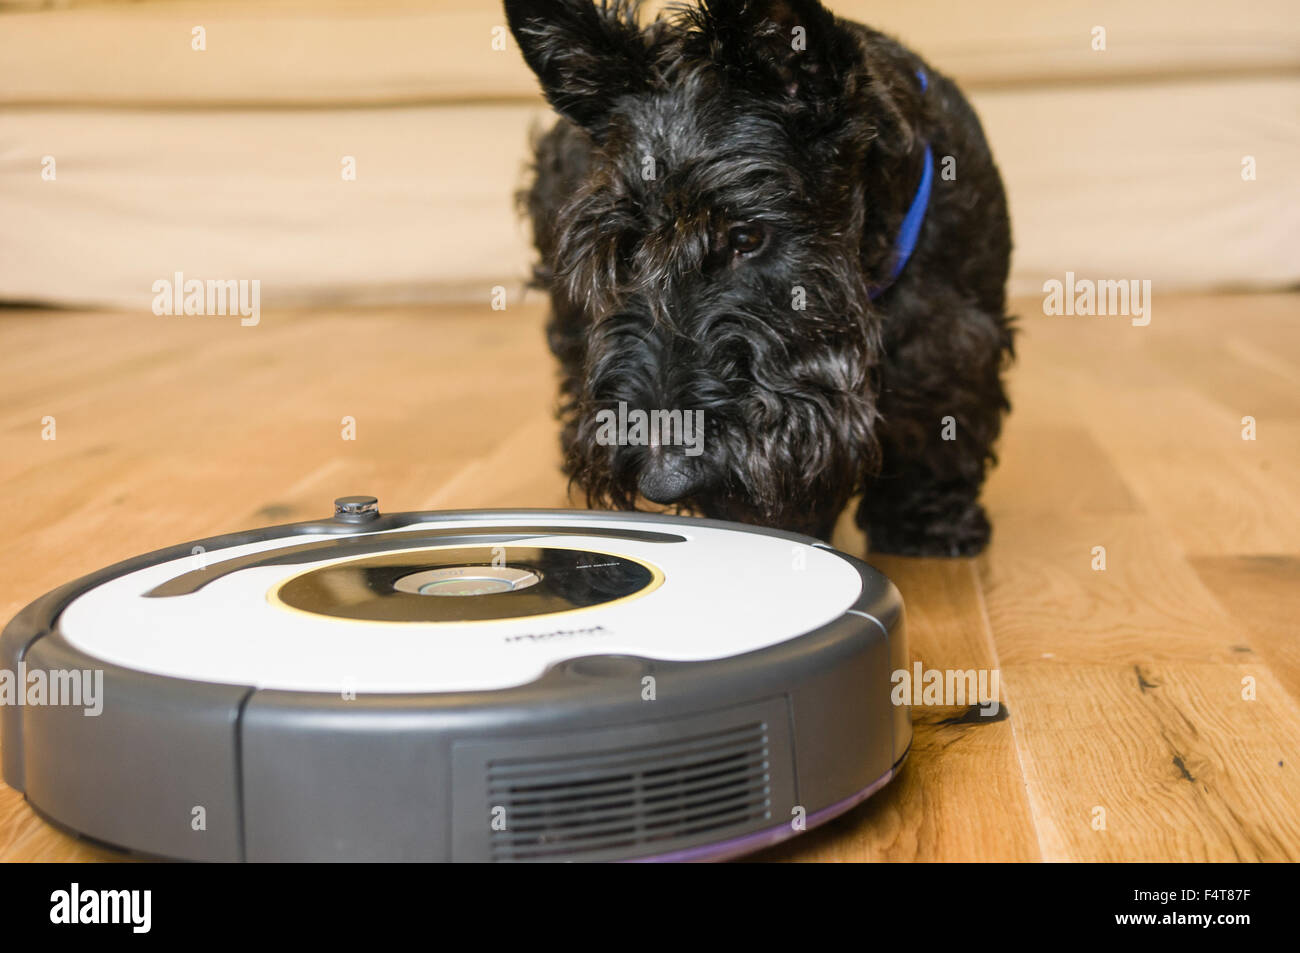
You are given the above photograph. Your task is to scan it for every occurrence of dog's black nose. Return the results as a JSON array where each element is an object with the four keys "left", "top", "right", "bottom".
[{"left": 637, "top": 455, "right": 700, "bottom": 504}]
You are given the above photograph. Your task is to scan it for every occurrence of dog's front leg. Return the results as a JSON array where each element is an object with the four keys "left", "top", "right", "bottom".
[{"left": 856, "top": 297, "right": 1013, "bottom": 557}]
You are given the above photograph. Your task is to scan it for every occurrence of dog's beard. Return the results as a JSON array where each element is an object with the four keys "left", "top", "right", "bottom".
[{"left": 558, "top": 299, "right": 883, "bottom": 531}]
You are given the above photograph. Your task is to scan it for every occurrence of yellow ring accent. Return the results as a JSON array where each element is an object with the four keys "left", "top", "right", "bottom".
[{"left": 266, "top": 541, "right": 665, "bottom": 626}]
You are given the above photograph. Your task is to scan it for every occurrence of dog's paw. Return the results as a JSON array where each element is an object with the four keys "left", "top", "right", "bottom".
[{"left": 867, "top": 503, "right": 991, "bottom": 558}]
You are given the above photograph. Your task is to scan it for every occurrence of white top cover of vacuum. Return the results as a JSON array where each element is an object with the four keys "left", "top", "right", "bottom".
[{"left": 58, "top": 515, "right": 864, "bottom": 693}]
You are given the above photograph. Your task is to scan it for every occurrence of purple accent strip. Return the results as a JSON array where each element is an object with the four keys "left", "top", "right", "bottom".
[{"left": 628, "top": 767, "right": 895, "bottom": 864}]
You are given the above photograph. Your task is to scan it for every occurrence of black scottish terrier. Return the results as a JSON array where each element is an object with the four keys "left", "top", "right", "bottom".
[{"left": 507, "top": 0, "right": 1013, "bottom": 555}]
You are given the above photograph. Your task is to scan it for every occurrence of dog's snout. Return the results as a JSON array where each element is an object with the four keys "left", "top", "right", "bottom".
[{"left": 637, "top": 454, "right": 700, "bottom": 504}]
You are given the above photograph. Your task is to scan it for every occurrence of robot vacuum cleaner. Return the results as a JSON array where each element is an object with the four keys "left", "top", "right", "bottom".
[{"left": 1, "top": 497, "right": 910, "bottom": 862}]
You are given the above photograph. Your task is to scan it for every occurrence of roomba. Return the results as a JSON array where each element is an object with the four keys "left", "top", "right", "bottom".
[{"left": 1, "top": 498, "right": 910, "bottom": 862}]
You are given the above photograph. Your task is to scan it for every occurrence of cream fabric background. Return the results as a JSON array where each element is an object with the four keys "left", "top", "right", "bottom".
[{"left": 1, "top": 0, "right": 1297, "bottom": 309}]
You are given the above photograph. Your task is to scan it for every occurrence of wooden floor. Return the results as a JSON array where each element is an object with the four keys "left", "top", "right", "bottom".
[{"left": 1, "top": 291, "right": 1297, "bottom": 861}]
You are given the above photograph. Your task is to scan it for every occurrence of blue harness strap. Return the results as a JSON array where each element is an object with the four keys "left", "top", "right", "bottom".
[{"left": 869, "top": 69, "right": 933, "bottom": 300}]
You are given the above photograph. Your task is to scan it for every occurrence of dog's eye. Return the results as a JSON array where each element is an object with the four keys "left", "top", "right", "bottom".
[{"left": 728, "top": 224, "right": 766, "bottom": 256}]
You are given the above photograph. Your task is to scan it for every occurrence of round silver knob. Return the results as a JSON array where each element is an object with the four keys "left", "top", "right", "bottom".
[{"left": 333, "top": 495, "right": 379, "bottom": 522}]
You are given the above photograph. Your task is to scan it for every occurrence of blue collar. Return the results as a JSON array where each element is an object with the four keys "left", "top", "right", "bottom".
[{"left": 869, "top": 70, "right": 933, "bottom": 300}]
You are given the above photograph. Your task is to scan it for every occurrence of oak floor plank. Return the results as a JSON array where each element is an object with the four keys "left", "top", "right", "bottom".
[
  {"left": 1000, "top": 662, "right": 1300, "bottom": 861},
  {"left": 975, "top": 292, "right": 1300, "bottom": 862},
  {"left": 977, "top": 512, "right": 1244, "bottom": 667},
  {"left": 1, "top": 292, "right": 1297, "bottom": 861},
  {"left": 1191, "top": 556, "right": 1300, "bottom": 710},
  {"left": 1005, "top": 297, "right": 1300, "bottom": 556}
]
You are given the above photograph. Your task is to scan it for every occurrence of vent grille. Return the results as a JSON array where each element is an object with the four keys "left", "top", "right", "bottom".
[{"left": 486, "top": 722, "right": 772, "bottom": 861}]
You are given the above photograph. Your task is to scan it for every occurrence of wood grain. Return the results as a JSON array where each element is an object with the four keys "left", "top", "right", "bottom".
[
  {"left": 1191, "top": 556, "right": 1300, "bottom": 709},
  {"left": 0, "top": 291, "right": 1297, "bottom": 862},
  {"left": 998, "top": 662, "right": 1300, "bottom": 861}
]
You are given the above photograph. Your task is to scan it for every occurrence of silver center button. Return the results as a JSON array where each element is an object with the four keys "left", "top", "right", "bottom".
[{"left": 393, "top": 566, "right": 542, "bottom": 597}]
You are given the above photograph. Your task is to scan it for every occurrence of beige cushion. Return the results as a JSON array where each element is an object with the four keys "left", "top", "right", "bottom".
[{"left": 1, "top": 0, "right": 1296, "bottom": 307}]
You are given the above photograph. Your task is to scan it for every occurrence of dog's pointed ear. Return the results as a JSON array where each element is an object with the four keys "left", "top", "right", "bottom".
[
  {"left": 505, "top": 0, "right": 651, "bottom": 134},
  {"left": 692, "top": 0, "right": 857, "bottom": 105}
]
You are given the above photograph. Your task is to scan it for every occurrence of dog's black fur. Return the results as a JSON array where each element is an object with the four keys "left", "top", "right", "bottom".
[{"left": 507, "top": 0, "right": 1013, "bottom": 555}]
